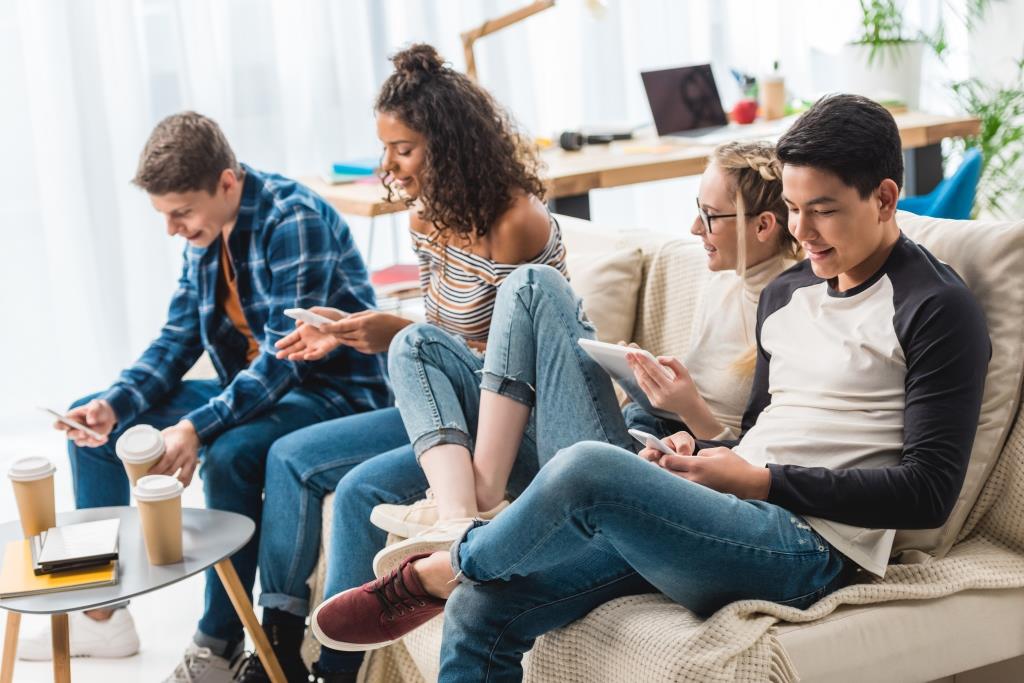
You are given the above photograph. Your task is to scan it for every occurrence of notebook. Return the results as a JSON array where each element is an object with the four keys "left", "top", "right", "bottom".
[
  {"left": 0, "top": 539, "right": 118, "bottom": 598},
  {"left": 35, "top": 518, "right": 119, "bottom": 571}
]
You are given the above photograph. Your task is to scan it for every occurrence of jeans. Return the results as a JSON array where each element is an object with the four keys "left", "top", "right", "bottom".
[
  {"left": 314, "top": 434, "right": 549, "bottom": 673},
  {"left": 388, "top": 264, "right": 633, "bottom": 467},
  {"left": 257, "top": 407, "right": 410, "bottom": 618},
  {"left": 439, "top": 441, "right": 849, "bottom": 682},
  {"left": 621, "top": 401, "right": 687, "bottom": 439},
  {"left": 67, "top": 380, "right": 343, "bottom": 655}
]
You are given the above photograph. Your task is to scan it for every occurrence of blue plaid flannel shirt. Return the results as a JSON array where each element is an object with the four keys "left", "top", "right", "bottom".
[{"left": 101, "top": 164, "right": 392, "bottom": 442}]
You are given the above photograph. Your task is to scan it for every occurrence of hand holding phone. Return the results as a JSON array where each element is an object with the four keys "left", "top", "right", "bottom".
[
  {"left": 628, "top": 428, "right": 675, "bottom": 456},
  {"left": 41, "top": 406, "right": 104, "bottom": 442}
]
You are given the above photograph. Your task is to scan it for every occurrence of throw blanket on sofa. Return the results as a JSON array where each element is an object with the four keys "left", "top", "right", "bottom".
[{"left": 353, "top": 416, "right": 1024, "bottom": 682}]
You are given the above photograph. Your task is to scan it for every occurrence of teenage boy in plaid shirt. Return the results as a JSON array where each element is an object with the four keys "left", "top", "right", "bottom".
[{"left": 25, "top": 112, "right": 391, "bottom": 682}]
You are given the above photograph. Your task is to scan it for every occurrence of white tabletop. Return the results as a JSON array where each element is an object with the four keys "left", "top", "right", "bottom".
[{"left": 0, "top": 506, "right": 253, "bottom": 614}]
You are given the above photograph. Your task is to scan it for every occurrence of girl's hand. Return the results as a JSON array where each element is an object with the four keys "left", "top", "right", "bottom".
[
  {"left": 627, "top": 353, "right": 699, "bottom": 418},
  {"left": 318, "top": 310, "right": 412, "bottom": 355}
]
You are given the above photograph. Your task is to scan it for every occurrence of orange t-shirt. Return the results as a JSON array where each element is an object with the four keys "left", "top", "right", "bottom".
[{"left": 218, "top": 234, "right": 260, "bottom": 363}]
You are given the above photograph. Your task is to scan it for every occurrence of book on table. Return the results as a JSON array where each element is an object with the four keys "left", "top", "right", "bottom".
[
  {"left": 0, "top": 540, "right": 117, "bottom": 598},
  {"left": 33, "top": 518, "right": 119, "bottom": 574},
  {"left": 0, "top": 517, "right": 120, "bottom": 598}
]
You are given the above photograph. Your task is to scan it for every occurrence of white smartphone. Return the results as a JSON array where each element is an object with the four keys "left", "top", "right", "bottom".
[
  {"left": 40, "top": 407, "right": 103, "bottom": 441},
  {"left": 283, "top": 308, "right": 342, "bottom": 329},
  {"left": 628, "top": 428, "right": 676, "bottom": 456}
]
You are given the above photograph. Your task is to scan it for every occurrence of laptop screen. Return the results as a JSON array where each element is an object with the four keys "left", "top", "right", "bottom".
[{"left": 641, "top": 64, "right": 728, "bottom": 136}]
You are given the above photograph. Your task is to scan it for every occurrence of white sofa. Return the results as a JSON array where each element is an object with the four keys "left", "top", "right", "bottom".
[{"left": 300, "top": 211, "right": 1024, "bottom": 682}]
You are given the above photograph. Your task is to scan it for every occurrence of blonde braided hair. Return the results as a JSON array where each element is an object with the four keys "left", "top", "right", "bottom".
[{"left": 708, "top": 141, "right": 801, "bottom": 376}]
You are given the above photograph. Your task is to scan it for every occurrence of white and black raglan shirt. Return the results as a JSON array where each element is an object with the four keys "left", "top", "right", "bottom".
[{"left": 704, "top": 233, "right": 990, "bottom": 576}]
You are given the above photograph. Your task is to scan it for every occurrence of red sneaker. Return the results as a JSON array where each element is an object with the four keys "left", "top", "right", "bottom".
[{"left": 310, "top": 552, "right": 445, "bottom": 652}]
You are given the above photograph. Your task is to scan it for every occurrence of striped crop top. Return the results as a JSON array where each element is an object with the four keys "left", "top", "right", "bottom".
[{"left": 411, "top": 215, "right": 568, "bottom": 343}]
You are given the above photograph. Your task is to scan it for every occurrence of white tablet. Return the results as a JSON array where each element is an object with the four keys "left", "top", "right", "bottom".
[{"left": 576, "top": 339, "right": 679, "bottom": 420}]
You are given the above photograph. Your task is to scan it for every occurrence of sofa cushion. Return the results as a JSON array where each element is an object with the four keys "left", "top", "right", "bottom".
[
  {"left": 565, "top": 247, "right": 645, "bottom": 344},
  {"left": 893, "top": 212, "right": 1024, "bottom": 558},
  {"left": 775, "top": 587, "right": 1024, "bottom": 682}
]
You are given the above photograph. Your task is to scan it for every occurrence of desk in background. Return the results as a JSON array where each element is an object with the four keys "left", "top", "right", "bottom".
[{"left": 305, "top": 111, "right": 981, "bottom": 222}]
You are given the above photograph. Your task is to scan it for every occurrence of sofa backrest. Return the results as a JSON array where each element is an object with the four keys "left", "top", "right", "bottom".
[
  {"left": 891, "top": 211, "right": 1024, "bottom": 557},
  {"left": 609, "top": 211, "right": 1024, "bottom": 560}
]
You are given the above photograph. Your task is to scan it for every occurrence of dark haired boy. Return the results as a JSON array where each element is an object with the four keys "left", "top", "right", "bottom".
[
  {"left": 24, "top": 112, "right": 390, "bottom": 682},
  {"left": 306, "top": 94, "right": 992, "bottom": 683}
]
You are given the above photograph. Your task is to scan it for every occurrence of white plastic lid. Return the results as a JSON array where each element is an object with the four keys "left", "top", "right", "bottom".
[
  {"left": 133, "top": 474, "right": 183, "bottom": 502},
  {"left": 116, "top": 425, "right": 166, "bottom": 464},
  {"left": 7, "top": 456, "right": 56, "bottom": 482}
]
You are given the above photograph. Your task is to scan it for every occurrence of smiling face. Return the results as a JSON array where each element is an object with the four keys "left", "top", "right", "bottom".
[
  {"left": 692, "top": 162, "right": 781, "bottom": 272},
  {"left": 781, "top": 164, "right": 900, "bottom": 290},
  {"left": 149, "top": 169, "right": 242, "bottom": 248},
  {"left": 377, "top": 111, "right": 427, "bottom": 199}
]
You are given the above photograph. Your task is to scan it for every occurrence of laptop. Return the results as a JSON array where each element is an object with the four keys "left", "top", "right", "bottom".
[{"left": 640, "top": 64, "right": 729, "bottom": 138}]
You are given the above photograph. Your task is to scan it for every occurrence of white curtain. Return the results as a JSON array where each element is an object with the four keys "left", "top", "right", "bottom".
[{"left": 0, "top": 0, "right": 995, "bottom": 437}]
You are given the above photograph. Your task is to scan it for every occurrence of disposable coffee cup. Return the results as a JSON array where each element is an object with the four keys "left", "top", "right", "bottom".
[
  {"left": 8, "top": 456, "right": 57, "bottom": 538},
  {"left": 133, "top": 474, "right": 184, "bottom": 565},
  {"left": 116, "top": 425, "right": 166, "bottom": 487}
]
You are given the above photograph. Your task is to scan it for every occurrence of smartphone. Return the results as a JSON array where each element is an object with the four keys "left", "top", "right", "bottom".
[
  {"left": 283, "top": 308, "right": 343, "bottom": 329},
  {"left": 627, "top": 428, "right": 675, "bottom": 456},
  {"left": 39, "top": 407, "right": 103, "bottom": 441}
]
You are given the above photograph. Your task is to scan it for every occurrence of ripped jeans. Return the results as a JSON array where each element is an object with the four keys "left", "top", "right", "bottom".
[{"left": 388, "top": 264, "right": 634, "bottom": 471}]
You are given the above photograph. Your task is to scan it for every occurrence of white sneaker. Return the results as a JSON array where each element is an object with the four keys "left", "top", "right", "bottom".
[
  {"left": 372, "top": 517, "right": 477, "bottom": 578},
  {"left": 163, "top": 641, "right": 244, "bottom": 683},
  {"left": 17, "top": 608, "right": 140, "bottom": 660},
  {"left": 370, "top": 491, "right": 509, "bottom": 539}
]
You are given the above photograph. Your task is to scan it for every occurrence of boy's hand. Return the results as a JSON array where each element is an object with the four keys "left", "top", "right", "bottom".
[
  {"left": 658, "top": 446, "right": 771, "bottom": 500},
  {"left": 58, "top": 399, "right": 116, "bottom": 447},
  {"left": 149, "top": 420, "right": 201, "bottom": 486}
]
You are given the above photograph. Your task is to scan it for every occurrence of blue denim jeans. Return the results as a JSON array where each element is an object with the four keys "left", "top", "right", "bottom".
[
  {"left": 439, "top": 441, "right": 850, "bottom": 681},
  {"left": 257, "top": 407, "right": 410, "bottom": 618},
  {"left": 388, "top": 264, "right": 634, "bottom": 468},
  {"left": 313, "top": 435, "right": 548, "bottom": 673},
  {"left": 67, "top": 380, "right": 343, "bottom": 655}
]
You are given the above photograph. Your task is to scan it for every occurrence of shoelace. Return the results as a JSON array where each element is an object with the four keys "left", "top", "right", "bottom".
[
  {"left": 233, "top": 651, "right": 268, "bottom": 682},
  {"left": 371, "top": 567, "right": 428, "bottom": 622},
  {"left": 174, "top": 646, "right": 212, "bottom": 683}
]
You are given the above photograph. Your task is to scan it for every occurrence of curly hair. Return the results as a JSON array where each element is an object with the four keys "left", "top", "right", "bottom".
[{"left": 376, "top": 44, "right": 546, "bottom": 239}]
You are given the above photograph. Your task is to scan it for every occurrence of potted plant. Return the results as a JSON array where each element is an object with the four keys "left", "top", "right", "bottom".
[
  {"left": 841, "top": 0, "right": 926, "bottom": 108},
  {"left": 949, "top": 56, "right": 1024, "bottom": 218}
]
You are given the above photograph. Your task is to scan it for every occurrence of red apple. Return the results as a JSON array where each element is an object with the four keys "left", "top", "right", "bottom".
[{"left": 731, "top": 98, "right": 758, "bottom": 125}]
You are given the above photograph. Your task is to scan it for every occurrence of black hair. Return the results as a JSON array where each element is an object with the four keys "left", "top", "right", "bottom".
[{"left": 776, "top": 94, "right": 903, "bottom": 198}]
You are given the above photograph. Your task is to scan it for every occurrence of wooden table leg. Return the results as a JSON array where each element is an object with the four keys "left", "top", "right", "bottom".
[
  {"left": 1, "top": 611, "right": 20, "bottom": 683},
  {"left": 51, "top": 613, "right": 70, "bottom": 683},
  {"left": 214, "top": 559, "right": 286, "bottom": 683}
]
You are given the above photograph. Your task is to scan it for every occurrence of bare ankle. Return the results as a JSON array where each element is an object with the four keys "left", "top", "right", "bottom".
[
  {"left": 412, "top": 552, "right": 457, "bottom": 599},
  {"left": 83, "top": 608, "right": 114, "bottom": 621},
  {"left": 475, "top": 487, "right": 504, "bottom": 513}
]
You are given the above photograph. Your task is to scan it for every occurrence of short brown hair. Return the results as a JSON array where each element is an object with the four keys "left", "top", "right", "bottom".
[{"left": 132, "top": 111, "right": 240, "bottom": 195}]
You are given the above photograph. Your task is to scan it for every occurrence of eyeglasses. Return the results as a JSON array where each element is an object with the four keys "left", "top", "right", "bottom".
[{"left": 695, "top": 197, "right": 755, "bottom": 234}]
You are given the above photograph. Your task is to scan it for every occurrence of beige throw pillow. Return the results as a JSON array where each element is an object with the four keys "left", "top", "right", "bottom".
[{"left": 565, "top": 248, "right": 646, "bottom": 344}]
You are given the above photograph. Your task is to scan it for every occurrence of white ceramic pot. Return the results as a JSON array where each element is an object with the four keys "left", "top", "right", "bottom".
[{"left": 840, "top": 41, "right": 924, "bottom": 109}]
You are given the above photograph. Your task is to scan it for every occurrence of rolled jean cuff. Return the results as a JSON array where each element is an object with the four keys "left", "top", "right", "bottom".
[
  {"left": 412, "top": 427, "right": 473, "bottom": 463},
  {"left": 479, "top": 371, "right": 534, "bottom": 408},
  {"left": 257, "top": 592, "right": 309, "bottom": 619},
  {"left": 450, "top": 519, "right": 490, "bottom": 586}
]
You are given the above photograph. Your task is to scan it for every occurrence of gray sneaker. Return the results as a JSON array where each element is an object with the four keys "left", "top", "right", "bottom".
[{"left": 163, "top": 642, "right": 243, "bottom": 683}]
